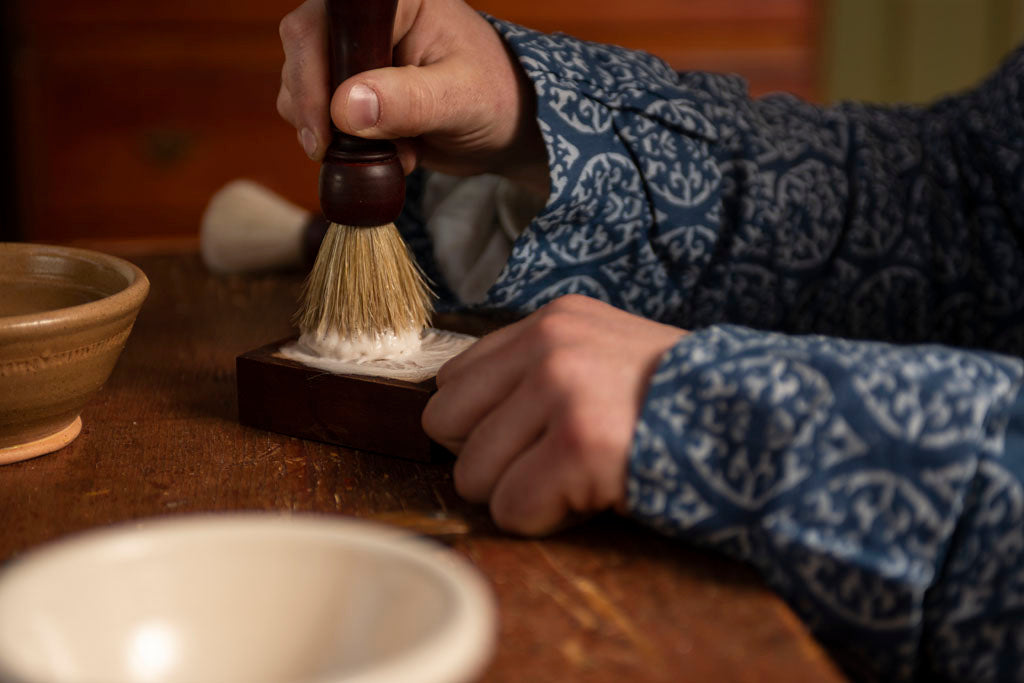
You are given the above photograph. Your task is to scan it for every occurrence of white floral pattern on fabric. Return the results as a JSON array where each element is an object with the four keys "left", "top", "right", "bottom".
[
  {"left": 630, "top": 325, "right": 1023, "bottom": 681},
  {"left": 485, "top": 20, "right": 1024, "bottom": 351}
]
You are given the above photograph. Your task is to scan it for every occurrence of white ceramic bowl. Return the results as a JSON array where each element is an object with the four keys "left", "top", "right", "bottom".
[{"left": 0, "top": 515, "right": 496, "bottom": 683}]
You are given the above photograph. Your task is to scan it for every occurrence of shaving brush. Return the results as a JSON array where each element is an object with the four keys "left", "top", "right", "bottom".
[
  {"left": 200, "top": 179, "right": 330, "bottom": 274},
  {"left": 296, "top": 0, "right": 432, "bottom": 344}
]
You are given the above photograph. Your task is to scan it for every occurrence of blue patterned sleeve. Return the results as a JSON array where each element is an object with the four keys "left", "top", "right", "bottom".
[
  {"left": 484, "top": 19, "right": 1024, "bottom": 354},
  {"left": 629, "top": 325, "right": 1024, "bottom": 681},
  {"left": 465, "top": 19, "right": 1024, "bottom": 681}
]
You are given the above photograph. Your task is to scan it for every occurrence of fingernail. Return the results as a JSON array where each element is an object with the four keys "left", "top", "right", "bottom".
[
  {"left": 347, "top": 84, "right": 380, "bottom": 131},
  {"left": 300, "top": 128, "right": 318, "bottom": 159}
]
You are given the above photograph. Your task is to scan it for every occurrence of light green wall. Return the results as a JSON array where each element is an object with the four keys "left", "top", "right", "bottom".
[{"left": 825, "top": 0, "right": 1024, "bottom": 103}]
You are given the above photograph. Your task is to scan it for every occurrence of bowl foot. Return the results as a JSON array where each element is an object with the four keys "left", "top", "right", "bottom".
[{"left": 0, "top": 417, "right": 82, "bottom": 465}]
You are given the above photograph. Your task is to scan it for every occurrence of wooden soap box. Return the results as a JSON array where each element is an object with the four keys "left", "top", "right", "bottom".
[
  {"left": 236, "top": 312, "right": 516, "bottom": 461},
  {"left": 237, "top": 339, "right": 441, "bottom": 461}
]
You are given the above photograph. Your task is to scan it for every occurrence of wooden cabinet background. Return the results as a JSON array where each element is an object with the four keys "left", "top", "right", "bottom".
[{"left": 8, "top": 0, "right": 821, "bottom": 242}]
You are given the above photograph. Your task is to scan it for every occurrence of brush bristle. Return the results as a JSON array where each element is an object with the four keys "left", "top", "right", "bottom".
[{"left": 296, "top": 223, "right": 433, "bottom": 340}]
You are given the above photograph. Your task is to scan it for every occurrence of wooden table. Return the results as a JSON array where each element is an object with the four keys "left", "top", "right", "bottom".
[{"left": 0, "top": 245, "right": 847, "bottom": 683}]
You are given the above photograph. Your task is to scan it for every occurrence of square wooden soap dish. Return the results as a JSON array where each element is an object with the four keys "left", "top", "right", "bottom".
[{"left": 236, "top": 311, "right": 515, "bottom": 461}]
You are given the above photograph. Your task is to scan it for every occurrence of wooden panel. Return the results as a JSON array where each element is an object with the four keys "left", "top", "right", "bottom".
[
  {"left": 11, "top": 0, "right": 821, "bottom": 242},
  {"left": 472, "top": 0, "right": 822, "bottom": 98},
  {"left": 12, "top": 15, "right": 321, "bottom": 242}
]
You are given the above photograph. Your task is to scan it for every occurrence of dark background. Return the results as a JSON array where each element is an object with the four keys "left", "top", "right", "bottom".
[
  {"left": 1, "top": 2, "right": 20, "bottom": 241},
  {"left": 3, "top": 0, "right": 821, "bottom": 244}
]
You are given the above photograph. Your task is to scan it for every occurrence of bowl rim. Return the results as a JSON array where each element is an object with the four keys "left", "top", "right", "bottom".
[
  {"left": 0, "top": 512, "right": 498, "bottom": 683},
  {"left": 0, "top": 242, "right": 150, "bottom": 336}
]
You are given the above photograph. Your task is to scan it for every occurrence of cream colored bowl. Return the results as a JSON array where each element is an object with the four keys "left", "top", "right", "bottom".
[
  {"left": 0, "top": 514, "right": 497, "bottom": 683},
  {"left": 0, "top": 243, "right": 149, "bottom": 464}
]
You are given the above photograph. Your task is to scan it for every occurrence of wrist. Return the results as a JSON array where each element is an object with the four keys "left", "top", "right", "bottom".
[{"left": 487, "top": 17, "right": 549, "bottom": 199}]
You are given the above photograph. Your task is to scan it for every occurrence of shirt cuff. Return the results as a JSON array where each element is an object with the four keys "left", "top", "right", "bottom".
[{"left": 482, "top": 16, "right": 723, "bottom": 316}]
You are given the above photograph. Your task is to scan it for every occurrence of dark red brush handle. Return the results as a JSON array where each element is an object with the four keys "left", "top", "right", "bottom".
[{"left": 319, "top": 0, "right": 404, "bottom": 226}]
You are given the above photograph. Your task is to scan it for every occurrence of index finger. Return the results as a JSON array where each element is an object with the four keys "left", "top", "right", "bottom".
[
  {"left": 436, "top": 314, "right": 531, "bottom": 387},
  {"left": 279, "top": 0, "right": 330, "bottom": 143}
]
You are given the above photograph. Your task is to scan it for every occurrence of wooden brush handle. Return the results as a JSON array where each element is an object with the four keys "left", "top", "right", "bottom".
[{"left": 319, "top": 0, "right": 405, "bottom": 226}]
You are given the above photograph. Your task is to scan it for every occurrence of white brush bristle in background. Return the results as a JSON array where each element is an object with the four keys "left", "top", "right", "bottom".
[
  {"left": 200, "top": 179, "right": 309, "bottom": 274},
  {"left": 296, "top": 222, "right": 433, "bottom": 343}
]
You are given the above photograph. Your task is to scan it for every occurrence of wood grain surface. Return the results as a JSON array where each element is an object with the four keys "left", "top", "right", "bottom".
[{"left": 0, "top": 247, "right": 847, "bottom": 683}]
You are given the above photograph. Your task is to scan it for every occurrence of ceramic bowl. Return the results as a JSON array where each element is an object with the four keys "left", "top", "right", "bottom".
[
  {"left": 0, "top": 514, "right": 497, "bottom": 683},
  {"left": 0, "top": 243, "right": 149, "bottom": 465}
]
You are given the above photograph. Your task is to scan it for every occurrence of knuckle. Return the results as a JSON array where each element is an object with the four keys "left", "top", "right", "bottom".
[
  {"left": 490, "top": 490, "right": 555, "bottom": 537},
  {"left": 531, "top": 309, "right": 575, "bottom": 345},
  {"left": 532, "top": 346, "right": 587, "bottom": 393},
  {"left": 278, "top": 10, "right": 310, "bottom": 47},
  {"left": 421, "top": 396, "right": 454, "bottom": 445},
  {"left": 421, "top": 400, "right": 443, "bottom": 438},
  {"left": 553, "top": 406, "right": 594, "bottom": 457},
  {"left": 275, "top": 86, "right": 293, "bottom": 121},
  {"left": 421, "top": 394, "right": 469, "bottom": 456},
  {"left": 552, "top": 403, "right": 625, "bottom": 467},
  {"left": 402, "top": 67, "right": 439, "bottom": 130},
  {"left": 559, "top": 293, "right": 590, "bottom": 308},
  {"left": 434, "top": 354, "right": 462, "bottom": 387},
  {"left": 550, "top": 294, "right": 591, "bottom": 312},
  {"left": 452, "top": 457, "right": 487, "bottom": 503},
  {"left": 531, "top": 349, "right": 559, "bottom": 382},
  {"left": 489, "top": 497, "right": 531, "bottom": 536}
]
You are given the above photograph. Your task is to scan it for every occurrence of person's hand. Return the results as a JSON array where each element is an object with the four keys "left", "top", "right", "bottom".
[
  {"left": 277, "top": 0, "right": 548, "bottom": 195},
  {"left": 423, "top": 295, "right": 687, "bottom": 536}
]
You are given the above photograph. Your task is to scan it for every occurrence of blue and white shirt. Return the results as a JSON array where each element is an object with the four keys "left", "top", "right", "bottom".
[{"left": 401, "top": 19, "right": 1024, "bottom": 682}]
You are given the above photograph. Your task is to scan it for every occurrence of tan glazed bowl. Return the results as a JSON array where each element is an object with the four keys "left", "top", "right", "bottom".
[{"left": 0, "top": 243, "right": 149, "bottom": 465}]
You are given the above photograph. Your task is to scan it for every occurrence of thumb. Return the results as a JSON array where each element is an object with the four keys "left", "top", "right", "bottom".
[{"left": 331, "top": 63, "right": 464, "bottom": 140}]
